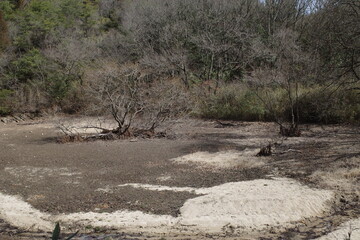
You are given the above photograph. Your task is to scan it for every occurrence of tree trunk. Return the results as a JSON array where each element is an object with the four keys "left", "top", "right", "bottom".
[{"left": 0, "top": 10, "right": 10, "bottom": 50}]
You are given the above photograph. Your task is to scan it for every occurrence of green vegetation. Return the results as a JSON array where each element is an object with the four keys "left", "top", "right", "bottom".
[
  {"left": 0, "top": 89, "right": 13, "bottom": 116},
  {"left": 0, "top": 0, "right": 358, "bottom": 125},
  {"left": 198, "top": 84, "right": 360, "bottom": 124},
  {"left": 51, "top": 222, "right": 78, "bottom": 240},
  {"left": 196, "top": 85, "right": 268, "bottom": 121}
]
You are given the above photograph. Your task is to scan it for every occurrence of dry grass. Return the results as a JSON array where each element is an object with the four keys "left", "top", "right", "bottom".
[{"left": 310, "top": 157, "right": 360, "bottom": 194}]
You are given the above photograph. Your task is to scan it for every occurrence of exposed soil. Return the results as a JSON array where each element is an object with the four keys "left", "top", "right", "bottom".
[{"left": 0, "top": 117, "right": 359, "bottom": 239}]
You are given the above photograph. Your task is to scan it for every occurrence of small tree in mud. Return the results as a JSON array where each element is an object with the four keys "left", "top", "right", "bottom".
[
  {"left": 59, "top": 62, "right": 189, "bottom": 141},
  {"left": 248, "top": 29, "right": 314, "bottom": 137},
  {"left": 87, "top": 64, "right": 144, "bottom": 136}
]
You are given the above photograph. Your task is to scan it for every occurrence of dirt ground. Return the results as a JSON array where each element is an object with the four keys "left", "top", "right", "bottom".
[{"left": 0, "top": 116, "right": 359, "bottom": 239}]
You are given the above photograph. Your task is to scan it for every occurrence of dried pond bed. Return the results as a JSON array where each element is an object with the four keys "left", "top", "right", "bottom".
[{"left": 0, "top": 117, "right": 359, "bottom": 239}]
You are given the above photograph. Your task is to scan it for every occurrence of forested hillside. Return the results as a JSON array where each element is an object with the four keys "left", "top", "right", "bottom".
[{"left": 0, "top": 0, "right": 359, "bottom": 125}]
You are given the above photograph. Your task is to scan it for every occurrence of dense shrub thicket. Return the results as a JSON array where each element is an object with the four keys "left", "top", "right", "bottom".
[
  {"left": 199, "top": 85, "right": 360, "bottom": 124},
  {"left": 0, "top": 0, "right": 359, "bottom": 124}
]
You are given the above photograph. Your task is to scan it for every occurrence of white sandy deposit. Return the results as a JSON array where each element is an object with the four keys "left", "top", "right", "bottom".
[
  {"left": 56, "top": 117, "right": 118, "bottom": 134},
  {"left": 170, "top": 149, "right": 266, "bottom": 169},
  {"left": 0, "top": 178, "right": 334, "bottom": 235},
  {"left": 316, "top": 218, "right": 360, "bottom": 240},
  {"left": 120, "top": 178, "right": 334, "bottom": 232},
  {"left": 0, "top": 192, "right": 53, "bottom": 231}
]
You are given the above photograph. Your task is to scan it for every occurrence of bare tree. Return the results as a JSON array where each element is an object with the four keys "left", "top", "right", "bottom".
[
  {"left": 305, "top": 0, "right": 360, "bottom": 84},
  {"left": 247, "top": 29, "right": 313, "bottom": 136},
  {"left": 81, "top": 61, "right": 188, "bottom": 139},
  {"left": 262, "top": 0, "right": 313, "bottom": 36},
  {"left": 140, "top": 48, "right": 190, "bottom": 88},
  {"left": 86, "top": 63, "right": 144, "bottom": 136},
  {"left": 122, "top": 0, "right": 259, "bottom": 90}
]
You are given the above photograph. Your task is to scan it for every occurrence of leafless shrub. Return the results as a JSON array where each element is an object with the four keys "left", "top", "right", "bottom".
[
  {"left": 85, "top": 63, "right": 144, "bottom": 136},
  {"left": 247, "top": 28, "right": 314, "bottom": 136},
  {"left": 57, "top": 133, "right": 85, "bottom": 143},
  {"left": 58, "top": 61, "right": 190, "bottom": 141}
]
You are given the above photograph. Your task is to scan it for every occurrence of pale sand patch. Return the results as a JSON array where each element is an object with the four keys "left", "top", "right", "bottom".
[
  {"left": 170, "top": 149, "right": 266, "bottom": 169},
  {"left": 5, "top": 166, "right": 82, "bottom": 182},
  {"left": 0, "top": 178, "right": 334, "bottom": 234},
  {"left": 224, "top": 138, "right": 274, "bottom": 147},
  {"left": 0, "top": 191, "right": 175, "bottom": 232},
  {"left": 118, "top": 183, "right": 198, "bottom": 193},
  {"left": 56, "top": 117, "right": 117, "bottom": 134},
  {"left": 225, "top": 136, "right": 328, "bottom": 148},
  {"left": 95, "top": 186, "right": 114, "bottom": 193},
  {"left": 120, "top": 178, "right": 334, "bottom": 232},
  {"left": 156, "top": 175, "right": 172, "bottom": 182},
  {"left": 0, "top": 192, "right": 53, "bottom": 231},
  {"left": 315, "top": 218, "right": 360, "bottom": 240},
  {"left": 179, "top": 180, "right": 331, "bottom": 230}
]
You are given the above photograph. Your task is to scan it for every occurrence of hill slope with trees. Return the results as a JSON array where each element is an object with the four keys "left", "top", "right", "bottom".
[{"left": 0, "top": 0, "right": 359, "bottom": 125}]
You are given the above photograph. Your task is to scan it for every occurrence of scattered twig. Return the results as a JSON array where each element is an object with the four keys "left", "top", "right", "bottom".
[{"left": 257, "top": 144, "right": 272, "bottom": 156}]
